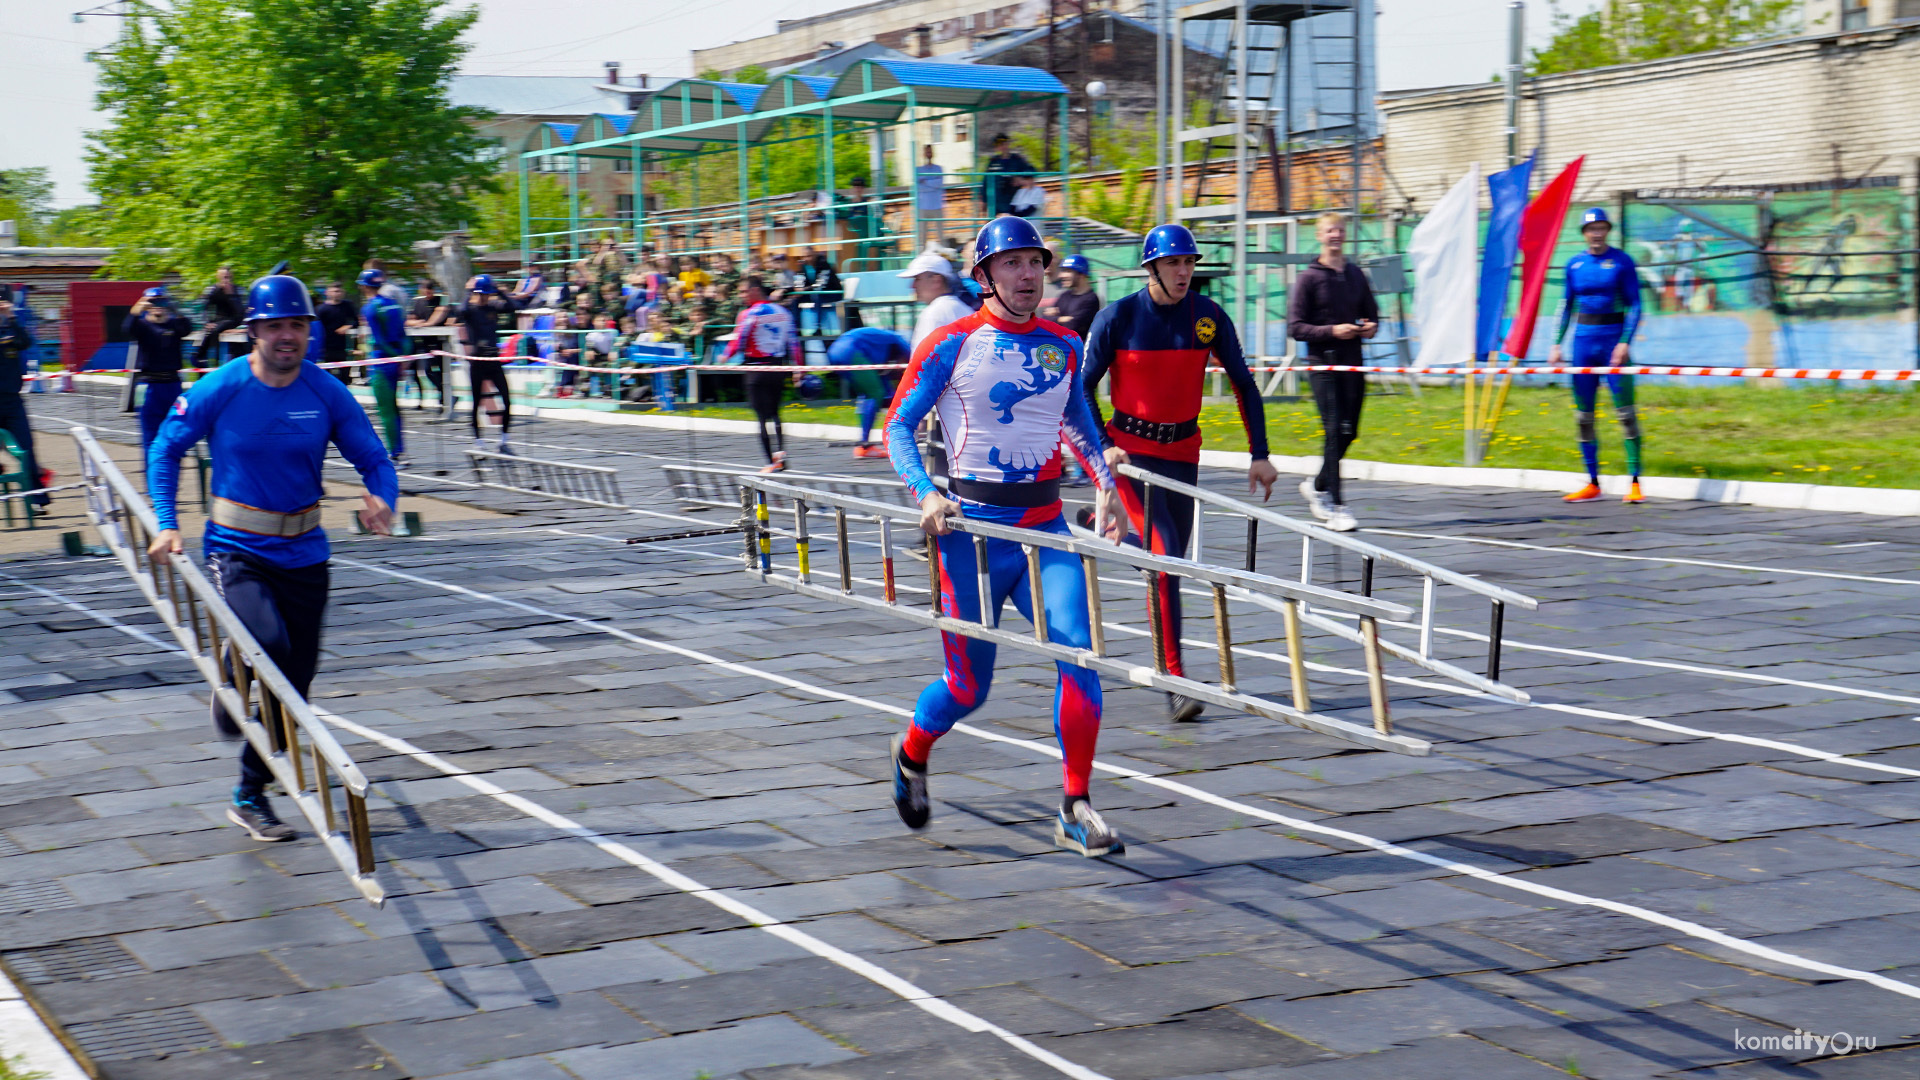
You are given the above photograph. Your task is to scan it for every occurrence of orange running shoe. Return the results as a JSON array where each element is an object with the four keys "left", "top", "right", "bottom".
[
  {"left": 1622, "top": 481, "right": 1645, "bottom": 504},
  {"left": 1563, "top": 483, "right": 1603, "bottom": 503}
]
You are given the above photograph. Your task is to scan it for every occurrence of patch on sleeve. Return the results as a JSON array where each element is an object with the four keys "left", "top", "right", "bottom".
[{"left": 172, "top": 395, "right": 190, "bottom": 415}]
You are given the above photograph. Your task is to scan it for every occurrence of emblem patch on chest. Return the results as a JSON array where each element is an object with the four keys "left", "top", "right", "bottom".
[
  {"left": 1195, "top": 317, "right": 1216, "bottom": 345},
  {"left": 1034, "top": 343, "right": 1068, "bottom": 372}
]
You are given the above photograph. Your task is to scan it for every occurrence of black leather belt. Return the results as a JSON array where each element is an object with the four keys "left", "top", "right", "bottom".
[
  {"left": 1110, "top": 409, "right": 1199, "bottom": 444},
  {"left": 949, "top": 477, "right": 1060, "bottom": 508},
  {"left": 1576, "top": 312, "right": 1625, "bottom": 326}
]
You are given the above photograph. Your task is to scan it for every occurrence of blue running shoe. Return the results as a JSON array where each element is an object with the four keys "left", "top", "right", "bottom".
[
  {"left": 1054, "top": 798, "right": 1123, "bottom": 857},
  {"left": 891, "top": 733, "right": 929, "bottom": 830}
]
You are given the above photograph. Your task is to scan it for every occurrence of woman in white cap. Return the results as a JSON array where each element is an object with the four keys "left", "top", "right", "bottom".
[{"left": 898, "top": 251, "right": 980, "bottom": 478}]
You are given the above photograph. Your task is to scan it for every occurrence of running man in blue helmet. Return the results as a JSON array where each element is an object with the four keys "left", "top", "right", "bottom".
[
  {"left": 358, "top": 268, "right": 409, "bottom": 464},
  {"left": 826, "top": 325, "right": 909, "bottom": 458},
  {"left": 884, "top": 215, "right": 1128, "bottom": 857},
  {"left": 146, "top": 274, "right": 399, "bottom": 843},
  {"left": 1552, "top": 207, "right": 1645, "bottom": 504},
  {"left": 1082, "top": 224, "right": 1276, "bottom": 723}
]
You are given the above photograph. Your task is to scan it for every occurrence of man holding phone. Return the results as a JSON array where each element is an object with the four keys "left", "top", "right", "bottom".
[{"left": 1288, "top": 211, "right": 1378, "bottom": 532}]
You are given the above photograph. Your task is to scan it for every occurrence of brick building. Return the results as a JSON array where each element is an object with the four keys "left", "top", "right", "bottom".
[{"left": 1377, "top": 22, "right": 1920, "bottom": 211}]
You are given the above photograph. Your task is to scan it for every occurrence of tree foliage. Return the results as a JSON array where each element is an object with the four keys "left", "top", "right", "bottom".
[
  {"left": 87, "top": 0, "right": 497, "bottom": 286},
  {"left": 0, "top": 168, "right": 58, "bottom": 245},
  {"left": 1529, "top": 0, "right": 1804, "bottom": 76},
  {"left": 471, "top": 173, "right": 582, "bottom": 254}
]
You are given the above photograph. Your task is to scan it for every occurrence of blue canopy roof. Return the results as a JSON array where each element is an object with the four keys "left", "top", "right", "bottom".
[{"left": 518, "top": 58, "right": 1066, "bottom": 158}]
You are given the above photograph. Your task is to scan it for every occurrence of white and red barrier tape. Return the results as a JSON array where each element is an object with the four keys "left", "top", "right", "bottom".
[{"left": 1289, "top": 364, "right": 1920, "bottom": 380}]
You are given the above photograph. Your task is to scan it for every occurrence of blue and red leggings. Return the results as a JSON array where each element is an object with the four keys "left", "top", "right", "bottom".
[{"left": 902, "top": 508, "right": 1101, "bottom": 797}]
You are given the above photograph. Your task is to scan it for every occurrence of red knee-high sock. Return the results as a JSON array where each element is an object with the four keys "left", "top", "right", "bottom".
[{"left": 901, "top": 724, "right": 938, "bottom": 766}]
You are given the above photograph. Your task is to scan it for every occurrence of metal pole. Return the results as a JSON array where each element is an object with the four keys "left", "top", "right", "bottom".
[
  {"left": 1026, "top": 544, "right": 1049, "bottom": 644},
  {"left": 1282, "top": 597, "right": 1310, "bottom": 712},
  {"left": 1487, "top": 599, "right": 1506, "bottom": 681},
  {"left": 1171, "top": 3, "right": 1185, "bottom": 221},
  {"left": 973, "top": 535, "right": 993, "bottom": 628},
  {"left": 1212, "top": 584, "right": 1236, "bottom": 693},
  {"left": 1233, "top": 0, "right": 1250, "bottom": 336},
  {"left": 1083, "top": 554, "right": 1105, "bottom": 656},
  {"left": 1156, "top": 0, "right": 1169, "bottom": 220},
  {"left": 1505, "top": 2, "right": 1524, "bottom": 169},
  {"left": 1360, "top": 616, "right": 1392, "bottom": 734}
]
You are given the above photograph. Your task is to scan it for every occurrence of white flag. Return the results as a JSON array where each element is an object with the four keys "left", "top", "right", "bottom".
[{"left": 1408, "top": 165, "right": 1480, "bottom": 368}]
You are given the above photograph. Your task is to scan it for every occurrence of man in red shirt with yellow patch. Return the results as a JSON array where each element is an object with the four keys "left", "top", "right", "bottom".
[{"left": 1082, "top": 224, "right": 1279, "bottom": 723}]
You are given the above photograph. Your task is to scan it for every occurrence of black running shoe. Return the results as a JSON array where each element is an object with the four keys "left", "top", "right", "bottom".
[
  {"left": 890, "top": 734, "right": 930, "bottom": 830},
  {"left": 228, "top": 795, "right": 295, "bottom": 842},
  {"left": 1166, "top": 692, "right": 1204, "bottom": 724}
]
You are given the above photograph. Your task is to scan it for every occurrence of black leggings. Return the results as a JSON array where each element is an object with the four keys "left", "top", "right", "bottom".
[
  {"left": 468, "top": 355, "right": 511, "bottom": 438},
  {"left": 1309, "top": 371, "right": 1366, "bottom": 504},
  {"left": 210, "top": 552, "right": 329, "bottom": 798},
  {"left": 1117, "top": 454, "right": 1199, "bottom": 677},
  {"left": 745, "top": 368, "right": 787, "bottom": 463}
]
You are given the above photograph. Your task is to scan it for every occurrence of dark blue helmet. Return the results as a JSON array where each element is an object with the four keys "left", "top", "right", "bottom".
[
  {"left": 356, "top": 268, "right": 385, "bottom": 288},
  {"left": 471, "top": 274, "right": 496, "bottom": 294},
  {"left": 244, "top": 275, "right": 315, "bottom": 322},
  {"left": 972, "top": 217, "right": 1051, "bottom": 273},
  {"left": 1140, "top": 224, "right": 1200, "bottom": 265},
  {"left": 142, "top": 286, "right": 170, "bottom": 300},
  {"left": 1058, "top": 254, "right": 1091, "bottom": 275},
  {"left": 1581, "top": 207, "right": 1611, "bottom": 228}
]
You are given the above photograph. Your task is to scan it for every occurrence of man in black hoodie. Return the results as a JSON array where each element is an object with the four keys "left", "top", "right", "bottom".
[
  {"left": 123, "top": 287, "right": 195, "bottom": 460},
  {"left": 1287, "top": 211, "right": 1378, "bottom": 533}
]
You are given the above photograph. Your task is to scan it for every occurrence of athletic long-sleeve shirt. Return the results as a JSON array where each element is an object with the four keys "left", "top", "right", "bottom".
[
  {"left": 885, "top": 308, "right": 1112, "bottom": 504},
  {"left": 360, "top": 294, "right": 408, "bottom": 358},
  {"left": 1555, "top": 246, "right": 1642, "bottom": 343},
  {"left": 720, "top": 301, "right": 802, "bottom": 364},
  {"left": 148, "top": 358, "right": 398, "bottom": 567},
  {"left": 1082, "top": 288, "right": 1269, "bottom": 463}
]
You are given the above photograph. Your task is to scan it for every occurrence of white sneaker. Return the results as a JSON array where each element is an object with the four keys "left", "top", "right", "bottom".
[
  {"left": 471, "top": 437, "right": 488, "bottom": 452},
  {"left": 497, "top": 436, "right": 513, "bottom": 455},
  {"left": 1299, "top": 479, "right": 1331, "bottom": 521},
  {"left": 1327, "top": 505, "right": 1358, "bottom": 532}
]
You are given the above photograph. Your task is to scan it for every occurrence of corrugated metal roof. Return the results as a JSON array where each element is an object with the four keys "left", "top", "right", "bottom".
[{"left": 517, "top": 58, "right": 1064, "bottom": 156}]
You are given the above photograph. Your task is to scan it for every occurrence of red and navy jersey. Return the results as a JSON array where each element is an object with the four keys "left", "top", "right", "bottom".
[
  {"left": 885, "top": 307, "right": 1112, "bottom": 507},
  {"left": 1082, "top": 288, "right": 1269, "bottom": 463}
]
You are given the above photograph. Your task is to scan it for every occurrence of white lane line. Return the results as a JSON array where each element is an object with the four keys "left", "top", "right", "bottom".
[
  {"left": 2, "top": 570, "right": 1111, "bottom": 1080},
  {"left": 1365, "top": 528, "right": 1920, "bottom": 587},
  {"left": 329, "top": 560, "right": 1920, "bottom": 1001},
  {"left": 314, "top": 711, "right": 1113, "bottom": 1080}
]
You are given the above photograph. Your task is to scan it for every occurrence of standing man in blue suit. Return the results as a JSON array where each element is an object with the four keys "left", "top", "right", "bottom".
[{"left": 1551, "top": 208, "right": 1645, "bottom": 504}]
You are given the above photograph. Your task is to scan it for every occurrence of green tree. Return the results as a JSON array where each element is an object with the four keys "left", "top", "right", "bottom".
[
  {"left": 1529, "top": 0, "right": 1803, "bottom": 76},
  {"left": 47, "top": 206, "right": 113, "bottom": 247},
  {"left": 471, "top": 173, "right": 583, "bottom": 253},
  {"left": 87, "top": 0, "right": 497, "bottom": 285},
  {"left": 0, "top": 168, "right": 58, "bottom": 244}
]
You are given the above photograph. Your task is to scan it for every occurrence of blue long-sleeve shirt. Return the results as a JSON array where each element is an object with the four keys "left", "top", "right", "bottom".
[
  {"left": 147, "top": 358, "right": 398, "bottom": 567},
  {"left": 361, "top": 295, "right": 408, "bottom": 358},
  {"left": 885, "top": 307, "right": 1112, "bottom": 505},
  {"left": 1555, "top": 246, "right": 1642, "bottom": 344}
]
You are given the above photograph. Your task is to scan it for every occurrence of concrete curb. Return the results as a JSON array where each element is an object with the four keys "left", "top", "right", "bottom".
[
  {"left": 544, "top": 407, "right": 1920, "bottom": 518},
  {"left": 0, "top": 974, "right": 89, "bottom": 1080}
]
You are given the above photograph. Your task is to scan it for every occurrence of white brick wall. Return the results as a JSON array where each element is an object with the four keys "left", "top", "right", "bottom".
[{"left": 1379, "top": 25, "right": 1920, "bottom": 211}]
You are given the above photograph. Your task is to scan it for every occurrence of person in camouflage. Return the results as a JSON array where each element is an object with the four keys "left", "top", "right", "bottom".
[{"left": 711, "top": 252, "right": 742, "bottom": 302}]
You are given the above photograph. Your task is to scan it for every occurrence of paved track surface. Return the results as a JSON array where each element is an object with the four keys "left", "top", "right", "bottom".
[{"left": 4, "top": 388, "right": 1920, "bottom": 1079}]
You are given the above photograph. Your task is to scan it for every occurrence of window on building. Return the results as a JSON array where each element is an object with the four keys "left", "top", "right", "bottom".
[
  {"left": 1896, "top": 0, "right": 1920, "bottom": 20},
  {"left": 534, "top": 157, "right": 591, "bottom": 174},
  {"left": 616, "top": 194, "right": 635, "bottom": 219},
  {"left": 954, "top": 116, "right": 969, "bottom": 144},
  {"left": 1841, "top": 0, "right": 1869, "bottom": 30},
  {"left": 881, "top": 128, "right": 896, "bottom": 151},
  {"left": 614, "top": 157, "right": 633, "bottom": 173}
]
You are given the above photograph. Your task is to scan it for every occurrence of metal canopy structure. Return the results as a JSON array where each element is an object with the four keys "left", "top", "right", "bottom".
[{"left": 514, "top": 58, "right": 1071, "bottom": 271}]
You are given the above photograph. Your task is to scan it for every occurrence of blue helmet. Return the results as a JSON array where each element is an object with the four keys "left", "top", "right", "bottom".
[
  {"left": 972, "top": 217, "right": 1051, "bottom": 274},
  {"left": 1140, "top": 224, "right": 1200, "bottom": 265},
  {"left": 1581, "top": 207, "right": 1611, "bottom": 228},
  {"left": 1058, "top": 254, "right": 1091, "bottom": 275},
  {"left": 244, "top": 275, "right": 316, "bottom": 322},
  {"left": 142, "top": 286, "right": 170, "bottom": 300},
  {"left": 471, "top": 274, "right": 496, "bottom": 294},
  {"left": 356, "top": 268, "right": 385, "bottom": 288}
]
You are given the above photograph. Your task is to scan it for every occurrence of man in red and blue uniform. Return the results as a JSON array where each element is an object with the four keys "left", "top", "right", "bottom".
[
  {"left": 721, "top": 276, "right": 803, "bottom": 472},
  {"left": 1083, "top": 224, "right": 1278, "bottom": 723},
  {"left": 1551, "top": 207, "right": 1645, "bottom": 504},
  {"left": 885, "top": 216, "right": 1128, "bottom": 857},
  {"left": 147, "top": 274, "right": 398, "bottom": 844}
]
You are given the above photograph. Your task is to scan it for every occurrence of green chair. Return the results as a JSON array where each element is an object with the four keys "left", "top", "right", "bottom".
[{"left": 0, "top": 429, "right": 39, "bottom": 528}]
